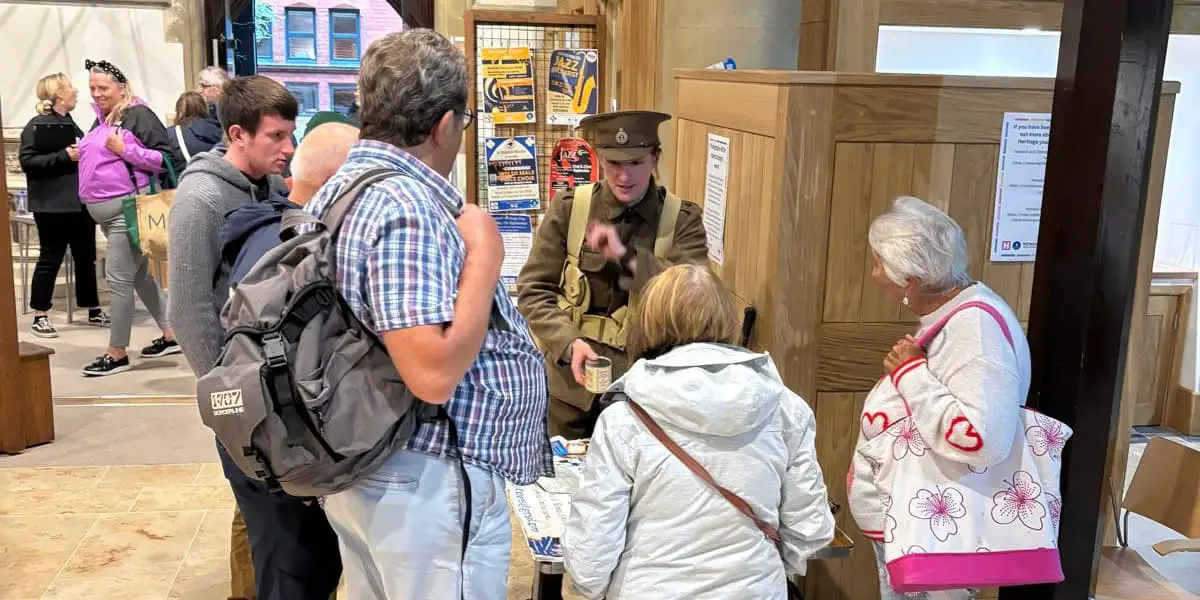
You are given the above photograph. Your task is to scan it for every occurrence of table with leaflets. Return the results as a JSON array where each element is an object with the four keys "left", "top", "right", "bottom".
[{"left": 506, "top": 439, "right": 854, "bottom": 600}]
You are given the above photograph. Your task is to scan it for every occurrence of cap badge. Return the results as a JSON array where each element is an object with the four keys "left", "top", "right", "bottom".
[{"left": 615, "top": 128, "right": 629, "bottom": 145}]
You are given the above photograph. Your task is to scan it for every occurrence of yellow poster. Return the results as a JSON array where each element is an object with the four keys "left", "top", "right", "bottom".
[{"left": 481, "top": 47, "right": 536, "bottom": 125}]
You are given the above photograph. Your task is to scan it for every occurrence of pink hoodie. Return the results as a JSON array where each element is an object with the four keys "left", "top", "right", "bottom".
[{"left": 77, "top": 99, "right": 164, "bottom": 202}]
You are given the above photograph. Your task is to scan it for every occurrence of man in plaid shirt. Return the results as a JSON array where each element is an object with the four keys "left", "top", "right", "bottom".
[{"left": 304, "top": 30, "right": 550, "bottom": 598}]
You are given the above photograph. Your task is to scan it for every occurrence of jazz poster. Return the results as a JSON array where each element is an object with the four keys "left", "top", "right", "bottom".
[
  {"left": 547, "top": 49, "right": 599, "bottom": 126},
  {"left": 549, "top": 137, "right": 599, "bottom": 202},
  {"left": 485, "top": 136, "right": 541, "bottom": 212},
  {"left": 481, "top": 47, "right": 536, "bottom": 124}
]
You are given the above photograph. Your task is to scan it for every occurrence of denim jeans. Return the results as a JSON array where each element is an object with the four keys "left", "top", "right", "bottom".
[
  {"left": 873, "top": 541, "right": 978, "bottom": 600},
  {"left": 322, "top": 449, "right": 512, "bottom": 600}
]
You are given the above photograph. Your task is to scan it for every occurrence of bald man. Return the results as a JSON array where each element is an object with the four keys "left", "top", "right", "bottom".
[{"left": 288, "top": 122, "right": 359, "bottom": 205}]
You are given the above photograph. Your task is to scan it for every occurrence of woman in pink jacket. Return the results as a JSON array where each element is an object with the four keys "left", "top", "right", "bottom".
[{"left": 77, "top": 60, "right": 181, "bottom": 377}]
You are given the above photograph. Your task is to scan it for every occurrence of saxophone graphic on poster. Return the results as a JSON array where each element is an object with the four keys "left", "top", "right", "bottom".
[
  {"left": 481, "top": 47, "right": 536, "bottom": 125},
  {"left": 547, "top": 49, "right": 599, "bottom": 126}
]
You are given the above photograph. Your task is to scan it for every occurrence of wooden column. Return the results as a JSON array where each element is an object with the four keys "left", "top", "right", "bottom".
[
  {"left": 799, "top": 0, "right": 880, "bottom": 71},
  {"left": 0, "top": 103, "right": 27, "bottom": 454},
  {"left": 615, "top": 0, "right": 662, "bottom": 110},
  {"left": 1010, "top": 0, "right": 1174, "bottom": 598}
]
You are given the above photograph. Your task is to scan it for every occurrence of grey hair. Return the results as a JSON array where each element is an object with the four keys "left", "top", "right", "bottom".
[
  {"left": 198, "top": 66, "right": 231, "bottom": 89},
  {"left": 357, "top": 29, "right": 467, "bottom": 148},
  {"left": 868, "top": 196, "right": 972, "bottom": 294}
]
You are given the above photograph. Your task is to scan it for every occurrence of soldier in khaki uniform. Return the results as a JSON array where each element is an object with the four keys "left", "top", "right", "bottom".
[{"left": 517, "top": 110, "right": 709, "bottom": 438}]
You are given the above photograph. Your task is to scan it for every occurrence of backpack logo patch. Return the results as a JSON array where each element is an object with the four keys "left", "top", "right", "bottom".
[{"left": 210, "top": 389, "right": 245, "bottom": 416}]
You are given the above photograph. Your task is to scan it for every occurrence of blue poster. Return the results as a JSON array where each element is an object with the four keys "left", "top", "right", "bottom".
[
  {"left": 548, "top": 49, "right": 599, "bottom": 126},
  {"left": 485, "top": 136, "right": 540, "bottom": 212}
]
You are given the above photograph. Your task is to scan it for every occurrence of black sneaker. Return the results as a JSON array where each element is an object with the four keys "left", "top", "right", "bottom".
[
  {"left": 140, "top": 337, "right": 182, "bottom": 358},
  {"left": 82, "top": 354, "right": 131, "bottom": 377},
  {"left": 87, "top": 309, "right": 111, "bottom": 327},
  {"left": 31, "top": 316, "right": 58, "bottom": 338}
]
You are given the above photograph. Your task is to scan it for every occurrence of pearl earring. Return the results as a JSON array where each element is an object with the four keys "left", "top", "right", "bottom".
[{"left": 902, "top": 294, "right": 910, "bottom": 306}]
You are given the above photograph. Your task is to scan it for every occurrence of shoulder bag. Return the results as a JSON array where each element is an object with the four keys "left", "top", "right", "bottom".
[{"left": 858, "top": 300, "right": 1072, "bottom": 593}]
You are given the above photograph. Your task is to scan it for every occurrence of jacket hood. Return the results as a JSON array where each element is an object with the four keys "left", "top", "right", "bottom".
[
  {"left": 179, "top": 145, "right": 289, "bottom": 199},
  {"left": 189, "top": 112, "right": 224, "bottom": 147},
  {"left": 90, "top": 97, "right": 148, "bottom": 122},
  {"left": 614, "top": 343, "right": 787, "bottom": 437},
  {"left": 219, "top": 197, "right": 300, "bottom": 254}
]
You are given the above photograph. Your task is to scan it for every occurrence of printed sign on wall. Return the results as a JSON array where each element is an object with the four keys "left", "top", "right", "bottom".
[
  {"left": 485, "top": 136, "right": 540, "bottom": 212},
  {"left": 481, "top": 47, "right": 536, "bottom": 124},
  {"left": 547, "top": 49, "right": 599, "bottom": 126},
  {"left": 991, "top": 112, "right": 1051, "bottom": 262}
]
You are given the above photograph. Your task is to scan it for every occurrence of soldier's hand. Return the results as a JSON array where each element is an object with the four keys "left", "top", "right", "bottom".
[
  {"left": 570, "top": 338, "right": 599, "bottom": 386},
  {"left": 585, "top": 222, "right": 627, "bottom": 262}
]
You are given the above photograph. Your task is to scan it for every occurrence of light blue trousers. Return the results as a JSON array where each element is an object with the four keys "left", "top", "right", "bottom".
[{"left": 322, "top": 449, "right": 512, "bottom": 600}]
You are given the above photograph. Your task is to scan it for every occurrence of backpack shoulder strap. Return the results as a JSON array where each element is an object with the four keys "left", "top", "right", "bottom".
[
  {"left": 625, "top": 399, "right": 782, "bottom": 544},
  {"left": 655, "top": 191, "right": 683, "bottom": 257},
  {"left": 322, "top": 167, "right": 400, "bottom": 231},
  {"left": 278, "top": 167, "right": 396, "bottom": 235},
  {"left": 566, "top": 183, "right": 595, "bottom": 264}
]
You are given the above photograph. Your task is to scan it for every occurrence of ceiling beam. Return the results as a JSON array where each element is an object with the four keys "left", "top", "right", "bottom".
[{"left": 879, "top": 0, "right": 1200, "bottom": 34}]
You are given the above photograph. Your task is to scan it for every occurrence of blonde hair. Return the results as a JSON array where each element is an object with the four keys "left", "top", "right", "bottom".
[
  {"left": 625, "top": 264, "right": 741, "bottom": 360},
  {"left": 35, "top": 73, "right": 71, "bottom": 115},
  {"left": 90, "top": 67, "right": 135, "bottom": 126}
]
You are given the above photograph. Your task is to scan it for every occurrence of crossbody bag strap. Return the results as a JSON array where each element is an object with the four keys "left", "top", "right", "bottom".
[
  {"left": 174, "top": 127, "right": 192, "bottom": 163},
  {"left": 626, "top": 400, "right": 782, "bottom": 543}
]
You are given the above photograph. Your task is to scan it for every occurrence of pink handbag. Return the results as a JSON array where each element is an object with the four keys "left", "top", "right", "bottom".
[{"left": 858, "top": 301, "right": 1071, "bottom": 592}]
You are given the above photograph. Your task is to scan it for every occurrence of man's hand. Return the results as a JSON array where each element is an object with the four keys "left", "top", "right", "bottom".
[
  {"left": 585, "top": 222, "right": 626, "bottom": 262},
  {"left": 66, "top": 145, "right": 80, "bottom": 162},
  {"left": 569, "top": 338, "right": 599, "bottom": 386},
  {"left": 884, "top": 335, "right": 926, "bottom": 374},
  {"left": 105, "top": 131, "right": 125, "bottom": 155},
  {"left": 456, "top": 204, "right": 504, "bottom": 273}
]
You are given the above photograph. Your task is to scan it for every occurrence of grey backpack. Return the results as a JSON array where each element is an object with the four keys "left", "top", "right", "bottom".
[{"left": 195, "top": 168, "right": 444, "bottom": 498}]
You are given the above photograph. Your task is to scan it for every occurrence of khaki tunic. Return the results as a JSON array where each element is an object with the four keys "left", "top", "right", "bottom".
[{"left": 516, "top": 178, "right": 709, "bottom": 412}]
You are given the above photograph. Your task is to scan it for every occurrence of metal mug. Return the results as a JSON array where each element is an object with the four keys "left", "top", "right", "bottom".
[{"left": 584, "top": 356, "right": 613, "bottom": 394}]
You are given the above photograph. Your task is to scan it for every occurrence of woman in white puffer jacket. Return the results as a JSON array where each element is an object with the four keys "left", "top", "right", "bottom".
[{"left": 562, "top": 264, "right": 835, "bottom": 599}]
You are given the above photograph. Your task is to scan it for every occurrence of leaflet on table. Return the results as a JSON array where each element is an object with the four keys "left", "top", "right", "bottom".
[
  {"left": 508, "top": 484, "right": 572, "bottom": 561},
  {"left": 480, "top": 47, "right": 535, "bottom": 125},
  {"left": 485, "top": 136, "right": 540, "bottom": 212},
  {"left": 549, "top": 137, "right": 599, "bottom": 202},
  {"left": 547, "top": 49, "right": 599, "bottom": 126},
  {"left": 495, "top": 214, "right": 534, "bottom": 293}
]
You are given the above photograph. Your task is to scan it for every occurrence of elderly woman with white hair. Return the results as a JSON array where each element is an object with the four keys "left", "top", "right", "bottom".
[{"left": 847, "top": 196, "right": 1033, "bottom": 600}]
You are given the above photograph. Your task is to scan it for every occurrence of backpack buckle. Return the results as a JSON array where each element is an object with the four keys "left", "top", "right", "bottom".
[{"left": 263, "top": 333, "right": 288, "bottom": 369}]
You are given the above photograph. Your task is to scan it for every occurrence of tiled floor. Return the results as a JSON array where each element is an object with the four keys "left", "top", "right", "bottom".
[{"left": 0, "top": 460, "right": 575, "bottom": 600}]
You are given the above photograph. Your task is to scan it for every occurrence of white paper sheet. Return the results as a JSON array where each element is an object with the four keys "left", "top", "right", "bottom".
[
  {"left": 703, "top": 133, "right": 731, "bottom": 265},
  {"left": 990, "top": 112, "right": 1051, "bottom": 262}
]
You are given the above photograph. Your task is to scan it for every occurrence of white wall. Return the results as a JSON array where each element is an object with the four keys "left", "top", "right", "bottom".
[
  {"left": 0, "top": 2, "right": 186, "bottom": 131},
  {"left": 877, "top": 26, "right": 1200, "bottom": 391}
]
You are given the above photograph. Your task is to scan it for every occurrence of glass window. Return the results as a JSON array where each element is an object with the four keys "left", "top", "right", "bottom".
[
  {"left": 329, "top": 9, "right": 361, "bottom": 62},
  {"left": 287, "top": 83, "right": 320, "bottom": 115},
  {"left": 285, "top": 8, "right": 316, "bottom": 62},
  {"left": 254, "top": 3, "right": 273, "bottom": 63},
  {"left": 330, "top": 84, "right": 357, "bottom": 114}
]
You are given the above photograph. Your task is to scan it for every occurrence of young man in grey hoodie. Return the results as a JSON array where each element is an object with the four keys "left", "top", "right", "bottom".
[{"left": 167, "top": 75, "right": 342, "bottom": 600}]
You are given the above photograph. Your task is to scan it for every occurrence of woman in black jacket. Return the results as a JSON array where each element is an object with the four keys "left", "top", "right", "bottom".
[
  {"left": 18, "top": 73, "right": 108, "bottom": 338},
  {"left": 167, "top": 91, "right": 223, "bottom": 164}
]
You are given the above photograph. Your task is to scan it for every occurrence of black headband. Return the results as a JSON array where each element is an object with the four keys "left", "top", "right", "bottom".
[{"left": 85, "top": 59, "right": 127, "bottom": 84}]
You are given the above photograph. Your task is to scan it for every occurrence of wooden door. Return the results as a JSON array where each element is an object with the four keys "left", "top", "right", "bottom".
[{"left": 1134, "top": 293, "right": 1182, "bottom": 425}]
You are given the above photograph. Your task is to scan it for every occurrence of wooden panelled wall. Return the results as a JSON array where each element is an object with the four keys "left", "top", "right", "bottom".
[
  {"left": 671, "top": 70, "right": 1178, "bottom": 600},
  {"left": 880, "top": 0, "right": 1200, "bottom": 33}
]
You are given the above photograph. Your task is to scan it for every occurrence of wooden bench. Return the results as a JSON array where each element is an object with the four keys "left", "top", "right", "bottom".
[{"left": 3, "top": 342, "right": 56, "bottom": 451}]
